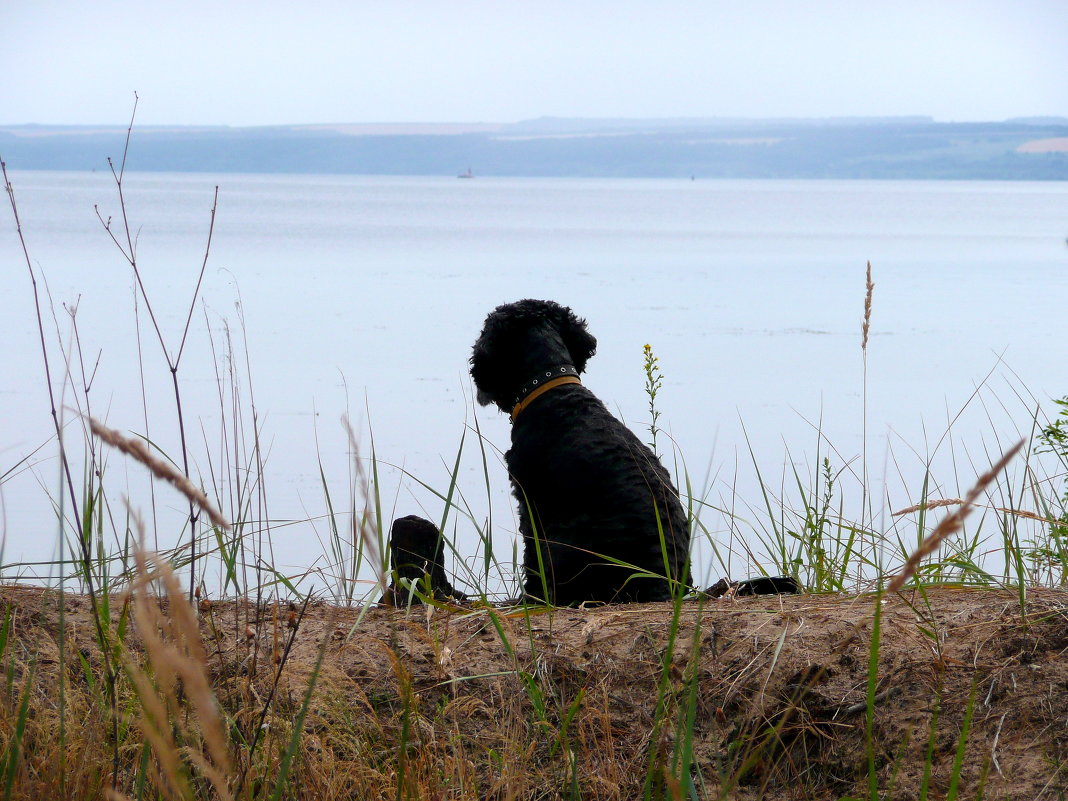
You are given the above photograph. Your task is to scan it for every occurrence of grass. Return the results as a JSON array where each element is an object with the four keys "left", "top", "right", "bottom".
[{"left": 4, "top": 122, "right": 1068, "bottom": 799}]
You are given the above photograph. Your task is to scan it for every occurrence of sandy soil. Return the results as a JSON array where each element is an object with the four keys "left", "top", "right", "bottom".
[{"left": 4, "top": 583, "right": 1068, "bottom": 799}]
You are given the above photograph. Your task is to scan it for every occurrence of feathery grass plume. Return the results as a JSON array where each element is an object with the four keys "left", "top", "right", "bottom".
[
  {"left": 861, "top": 260, "right": 873, "bottom": 353},
  {"left": 996, "top": 507, "right": 1057, "bottom": 523},
  {"left": 888, "top": 439, "right": 1024, "bottom": 593},
  {"left": 342, "top": 415, "right": 385, "bottom": 597},
  {"left": 120, "top": 516, "right": 234, "bottom": 801},
  {"left": 89, "top": 416, "right": 231, "bottom": 531},
  {"left": 860, "top": 260, "right": 875, "bottom": 543},
  {"left": 894, "top": 499, "right": 1055, "bottom": 523},
  {"left": 892, "top": 498, "right": 968, "bottom": 516}
]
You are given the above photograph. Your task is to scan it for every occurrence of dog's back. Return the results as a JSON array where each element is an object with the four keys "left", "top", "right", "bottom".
[
  {"left": 507, "top": 383, "right": 690, "bottom": 603},
  {"left": 471, "top": 299, "right": 691, "bottom": 605}
]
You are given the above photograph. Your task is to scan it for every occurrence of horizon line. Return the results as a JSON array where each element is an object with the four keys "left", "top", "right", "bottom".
[{"left": 4, "top": 114, "right": 1068, "bottom": 132}]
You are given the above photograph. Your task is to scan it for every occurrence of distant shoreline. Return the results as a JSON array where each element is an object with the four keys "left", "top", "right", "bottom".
[{"left": 3, "top": 117, "right": 1067, "bottom": 180}]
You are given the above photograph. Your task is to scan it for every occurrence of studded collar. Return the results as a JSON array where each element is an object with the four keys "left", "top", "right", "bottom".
[{"left": 510, "top": 364, "right": 581, "bottom": 421}]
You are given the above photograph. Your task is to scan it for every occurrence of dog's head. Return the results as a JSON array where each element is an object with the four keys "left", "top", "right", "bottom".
[{"left": 470, "top": 299, "right": 597, "bottom": 412}]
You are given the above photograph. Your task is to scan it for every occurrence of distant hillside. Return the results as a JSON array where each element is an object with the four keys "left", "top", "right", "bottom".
[{"left": 2, "top": 117, "right": 1067, "bottom": 179}]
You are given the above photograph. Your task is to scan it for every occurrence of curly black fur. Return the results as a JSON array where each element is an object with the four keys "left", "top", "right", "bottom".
[{"left": 471, "top": 299, "right": 691, "bottom": 604}]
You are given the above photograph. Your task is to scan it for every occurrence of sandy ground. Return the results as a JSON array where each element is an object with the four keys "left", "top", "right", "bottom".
[{"left": 3, "top": 583, "right": 1068, "bottom": 799}]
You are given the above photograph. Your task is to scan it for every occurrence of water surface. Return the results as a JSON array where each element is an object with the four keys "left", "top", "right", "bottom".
[{"left": 2, "top": 172, "right": 1067, "bottom": 591}]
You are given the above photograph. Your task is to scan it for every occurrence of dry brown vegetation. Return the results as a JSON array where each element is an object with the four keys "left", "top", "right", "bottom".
[{"left": 2, "top": 579, "right": 1068, "bottom": 800}]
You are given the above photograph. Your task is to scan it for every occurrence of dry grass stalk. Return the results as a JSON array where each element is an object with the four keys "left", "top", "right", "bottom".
[
  {"left": 887, "top": 439, "right": 1024, "bottom": 593},
  {"left": 892, "top": 498, "right": 968, "bottom": 516},
  {"left": 342, "top": 414, "right": 385, "bottom": 596},
  {"left": 995, "top": 507, "right": 1055, "bottom": 523},
  {"left": 125, "top": 529, "right": 234, "bottom": 801},
  {"left": 89, "top": 416, "right": 231, "bottom": 530},
  {"left": 893, "top": 499, "right": 1055, "bottom": 523}
]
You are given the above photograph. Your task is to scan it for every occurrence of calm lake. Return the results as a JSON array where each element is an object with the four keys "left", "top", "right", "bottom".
[{"left": 2, "top": 171, "right": 1067, "bottom": 593}]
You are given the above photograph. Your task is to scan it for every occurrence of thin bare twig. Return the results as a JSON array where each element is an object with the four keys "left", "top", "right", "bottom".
[
  {"left": 118, "top": 90, "right": 138, "bottom": 182},
  {"left": 92, "top": 95, "right": 221, "bottom": 601},
  {"left": 3, "top": 157, "right": 122, "bottom": 788},
  {"left": 2, "top": 161, "right": 83, "bottom": 541},
  {"left": 176, "top": 185, "right": 219, "bottom": 366}
]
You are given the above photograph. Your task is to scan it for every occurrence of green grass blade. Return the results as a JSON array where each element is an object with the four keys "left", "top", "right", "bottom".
[{"left": 945, "top": 673, "right": 980, "bottom": 801}]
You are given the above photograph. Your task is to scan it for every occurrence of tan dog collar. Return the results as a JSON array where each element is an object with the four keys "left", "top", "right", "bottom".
[{"left": 511, "top": 374, "right": 581, "bottom": 421}]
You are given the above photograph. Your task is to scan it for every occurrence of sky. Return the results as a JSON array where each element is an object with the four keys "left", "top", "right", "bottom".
[{"left": 4, "top": 0, "right": 1067, "bottom": 126}]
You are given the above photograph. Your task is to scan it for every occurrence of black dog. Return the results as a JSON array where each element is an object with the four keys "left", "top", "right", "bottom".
[{"left": 470, "top": 299, "right": 691, "bottom": 604}]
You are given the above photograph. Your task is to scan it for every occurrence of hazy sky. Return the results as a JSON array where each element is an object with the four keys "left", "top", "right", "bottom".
[{"left": 5, "top": 0, "right": 1067, "bottom": 126}]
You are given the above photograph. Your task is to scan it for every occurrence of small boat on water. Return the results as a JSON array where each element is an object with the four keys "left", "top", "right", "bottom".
[{"left": 457, "top": 167, "right": 474, "bottom": 179}]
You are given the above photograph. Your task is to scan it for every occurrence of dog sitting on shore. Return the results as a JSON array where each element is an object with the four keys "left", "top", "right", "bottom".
[{"left": 470, "top": 299, "right": 691, "bottom": 604}]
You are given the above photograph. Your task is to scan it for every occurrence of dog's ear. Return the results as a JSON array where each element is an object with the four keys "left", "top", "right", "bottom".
[
  {"left": 469, "top": 334, "right": 501, "bottom": 407},
  {"left": 553, "top": 305, "right": 597, "bottom": 374},
  {"left": 470, "top": 309, "right": 516, "bottom": 408}
]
